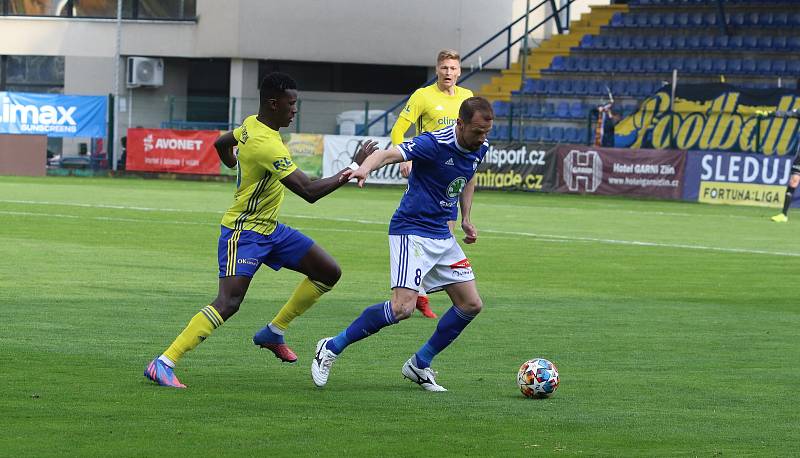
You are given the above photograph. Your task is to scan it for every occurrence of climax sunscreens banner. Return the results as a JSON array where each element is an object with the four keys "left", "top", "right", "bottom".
[
  {"left": 614, "top": 83, "right": 800, "bottom": 156},
  {"left": 0, "top": 91, "right": 107, "bottom": 138}
]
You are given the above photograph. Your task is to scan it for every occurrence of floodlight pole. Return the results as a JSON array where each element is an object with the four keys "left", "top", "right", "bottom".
[{"left": 111, "top": 0, "right": 122, "bottom": 172}]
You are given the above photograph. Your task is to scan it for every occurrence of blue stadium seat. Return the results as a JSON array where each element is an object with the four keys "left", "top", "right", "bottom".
[
  {"left": 743, "top": 36, "right": 758, "bottom": 49},
  {"left": 510, "top": 125, "right": 520, "bottom": 141},
  {"left": 565, "top": 57, "right": 580, "bottom": 72},
  {"left": 790, "top": 12, "right": 800, "bottom": 26},
  {"left": 550, "top": 56, "right": 566, "bottom": 71},
  {"left": 759, "top": 12, "right": 774, "bottom": 26},
  {"left": 700, "top": 35, "right": 714, "bottom": 49},
  {"left": 561, "top": 79, "right": 575, "bottom": 94},
  {"left": 712, "top": 58, "right": 727, "bottom": 73},
  {"left": 595, "top": 35, "right": 608, "bottom": 49},
  {"left": 741, "top": 59, "right": 756, "bottom": 74},
  {"left": 601, "top": 57, "right": 615, "bottom": 73},
  {"left": 565, "top": 127, "right": 580, "bottom": 144},
  {"left": 623, "top": 79, "right": 640, "bottom": 96},
  {"left": 589, "top": 57, "right": 604, "bottom": 73},
  {"left": 605, "top": 35, "right": 619, "bottom": 50},
  {"left": 662, "top": 12, "right": 675, "bottom": 27},
  {"left": 614, "top": 56, "right": 630, "bottom": 72},
  {"left": 788, "top": 37, "right": 800, "bottom": 50},
  {"left": 676, "top": 12, "right": 689, "bottom": 26},
  {"left": 699, "top": 59, "right": 713, "bottom": 73},
  {"left": 773, "top": 36, "right": 787, "bottom": 50},
  {"left": 772, "top": 59, "right": 787, "bottom": 75},
  {"left": 636, "top": 13, "right": 650, "bottom": 27},
  {"left": 703, "top": 12, "right": 717, "bottom": 26},
  {"left": 757, "top": 36, "right": 773, "bottom": 49},
  {"left": 551, "top": 126, "right": 565, "bottom": 143},
  {"left": 490, "top": 124, "right": 508, "bottom": 141},
  {"left": 492, "top": 101, "right": 509, "bottom": 117},
  {"left": 689, "top": 12, "right": 703, "bottom": 26},
  {"left": 629, "top": 58, "right": 643, "bottom": 72},
  {"left": 729, "top": 35, "right": 743, "bottom": 49},
  {"left": 545, "top": 79, "right": 560, "bottom": 94},
  {"left": 623, "top": 13, "right": 637, "bottom": 27},
  {"left": 524, "top": 125, "right": 540, "bottom": 142},
  {"left": 659, "top": 35, "right": 673, "bottom": 49},
  {"left": 673, "top": 35, "right": 686, "bottom": 49},
  {"left": 610, "top": 13, "right": 624, "bottom": 27},
  {"left": 587, "top": 80, "right": 603, "bottom": 95},
  {"left": 570, "top": 102, "right": 585, "bottom": 119},
  {"left": 787, "top": 60, "right": 800, "bottom": 74},
  {"left": 541, "top": 103, "right": 555, "bottom": 118},
  {"left": 686, "top": 35, "right": 701, "bottom": 49},
  {"left": 773, "top": 12, "right": 788, "bottom": 27},
  {"left": 528, "top": 102, "right": 542, "bottom": 118},
  {"left": 643, "top": 58, "right": 657, "bottom": 73},
  {"left": 632, "top": 35, "right": 646, "bottom": 49},
  {"left": 683, "top": 57, "right": 699, "bottom": 73},
  {"left": 619, "top": 35, "right": 634, "bottom": 50},
  {"left": 540, "top": 127, "right": 553, "bottom": 143},
  {"left": 657, "top": 57, "right": 672, "bottom": 73},
  {"left": 649, "top": 13, "right": 663, "bottom": 27},
  {"left": 555, "top": 102, "right": 570, "bottom": 118},
  {"left": 727, "top": 59, "right": 741, "bottom": 73},
  {"left": 730, "top": 12, "right": 745, "bottom": 27},
  {"left": 572, "top": 79, "right": 587, "bottom": 95},
  {"left": 714, "top": 35, "right": 729, "bottom": 49},
  {"left": 757, "top": 59, "right": 772, "bottom": 74},
  {"left": 580, "top": 35, "right": 594, "bottom": 49}
]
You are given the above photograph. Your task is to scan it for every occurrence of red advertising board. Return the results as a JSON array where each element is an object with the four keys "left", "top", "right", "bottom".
[
  {"left": 554, "top": 145, "right": 686, "bottom": 200},
  {"left": 126, "top": 128, "right": 221, "bottom": 174}
]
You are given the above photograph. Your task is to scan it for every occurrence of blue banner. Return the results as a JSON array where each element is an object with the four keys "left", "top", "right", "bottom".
[
  {"left": 683, "top": 150, "right": 799, "bottom": 208},
  {"left": 0, "top": 91, "right": 107, "bottom": 138}
]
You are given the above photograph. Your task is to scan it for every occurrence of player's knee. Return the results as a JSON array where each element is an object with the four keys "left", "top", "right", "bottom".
[
  {"left": 391, "top": 301, "right": 415, "bottom": 321},
  {"left": 213, "top": 295, "right": 244, "bottom": 319},
  {"left": 459, "top": 297, "right": 483, "bottom": 315}
]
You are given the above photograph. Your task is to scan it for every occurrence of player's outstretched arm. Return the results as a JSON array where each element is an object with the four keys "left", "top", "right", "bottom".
[
  {"left": 460, "top": 176, "right": 478, "bottom": 244},
  {"left": 343, "top": 146, "right": 405, "bottom": 188},
  {"left": 214, "top": 131, "right": 238, "bottom": 169},
  {"left": 281, "top": 140, "right": 379, "bottom": 203},
  {"left": 390, "top": 118, "right": 414, "bottom": 178}
]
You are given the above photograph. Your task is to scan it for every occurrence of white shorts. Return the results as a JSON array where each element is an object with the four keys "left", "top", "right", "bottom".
[{"left": 389, "top": 234, "right": 475, "bottom": 294}]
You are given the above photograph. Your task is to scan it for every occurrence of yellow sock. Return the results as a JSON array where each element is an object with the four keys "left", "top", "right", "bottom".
[
  {"left": 270, "top": 278, "right": 332, "bottom": 331},
  {"left": 163, "top": 305, "right": 224, "bottom": 365}
]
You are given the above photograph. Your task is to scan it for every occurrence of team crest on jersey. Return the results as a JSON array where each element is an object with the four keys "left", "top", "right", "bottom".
[{"left": 447, "top": 177, "right": 467, "bottom": 198}]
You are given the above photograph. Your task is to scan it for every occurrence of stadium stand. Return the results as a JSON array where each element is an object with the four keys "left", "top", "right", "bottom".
[{"left": 483, "top": 1, "right": 800, "bottom": 145}]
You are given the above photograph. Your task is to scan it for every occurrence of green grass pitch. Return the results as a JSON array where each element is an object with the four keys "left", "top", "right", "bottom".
[{"left": 1, "top": 176, "right": 798, "bottom": 456}]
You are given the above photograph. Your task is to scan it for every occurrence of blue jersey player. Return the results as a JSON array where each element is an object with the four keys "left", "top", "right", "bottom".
[{"left": 311, "top": 97, "right": 493, "bottom": 391}]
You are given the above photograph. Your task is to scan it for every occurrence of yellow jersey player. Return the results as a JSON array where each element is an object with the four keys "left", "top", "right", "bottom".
[
  {"left": 390, "top": 49, "right": 473, "bottom": 319},
  {"left": 145, "top": 72, "right": 377, "bottom": 388}
]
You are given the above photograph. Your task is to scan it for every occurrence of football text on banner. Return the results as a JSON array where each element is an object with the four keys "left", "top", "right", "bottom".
[
  {"left": 682, "top": 150, "right": 798, "bottom": 208},
  {"left": 614, "top": 83, "right": 800, "bottom": 155},
  {"left": 554, "top": 145, "right": 685, "bottom": 200},
  {"left": 323, "top": 134, "right": 404, "bottom": 185},
  {"left": 0, "top": 91, "right": 107, "bottom": 138},
  {"left": 126, "top": 128, "right": 221, "bottom": 175},
  {"left": 474, "top": 142, "right": 556, "bottom": 192}
]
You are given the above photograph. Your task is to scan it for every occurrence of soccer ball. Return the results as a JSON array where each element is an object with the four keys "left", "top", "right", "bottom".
[{"left": 517, "top": 358, "right": 559, "bottom": 399}]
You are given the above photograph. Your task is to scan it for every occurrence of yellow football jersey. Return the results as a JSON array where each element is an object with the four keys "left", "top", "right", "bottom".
[
  {"left": 399, "top": 84, "right": 474, "bottom": 136},
  {"left": 220, "top": 115, "right": 297, "bottom": 235}
]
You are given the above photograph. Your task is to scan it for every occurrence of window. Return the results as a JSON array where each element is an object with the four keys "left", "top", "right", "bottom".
[
  {"left": 259, "top": 60, "right": 428, "bottom": 95},
  {"left": 0, "top": 55, "right": 64, "bottom": 93},
  {"left": 3, "top": 0, "right": 195, "bottom": 19}
]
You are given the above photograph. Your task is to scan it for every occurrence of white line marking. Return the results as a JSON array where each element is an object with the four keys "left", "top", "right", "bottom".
[{"left": 2, "top": 209, "right": 797, "bottom": 257}]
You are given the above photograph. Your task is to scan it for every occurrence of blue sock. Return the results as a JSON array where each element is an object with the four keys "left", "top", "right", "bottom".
[
  {"left": 327, "top": 301, "right": 397, "bottom": 354},
  {"left": 252, "top": 323, "right": 284, "bottom": 345},
  {"left": 414, "top": 306, "right": 476, "bottom": 369}
]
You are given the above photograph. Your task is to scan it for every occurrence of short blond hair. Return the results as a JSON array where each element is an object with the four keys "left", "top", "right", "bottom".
[{"left": 437, "top": 49, "right": 461, "bottom": 64}]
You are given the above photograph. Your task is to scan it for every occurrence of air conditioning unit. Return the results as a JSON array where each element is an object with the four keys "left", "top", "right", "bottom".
[{"left": 126, "top": 57, "right": 164, "bottom": 88}]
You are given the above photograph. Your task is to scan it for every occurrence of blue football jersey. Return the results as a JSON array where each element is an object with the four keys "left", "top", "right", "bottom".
[{"left": 389, "top": 125, "right": 488, "bottom": 238}]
